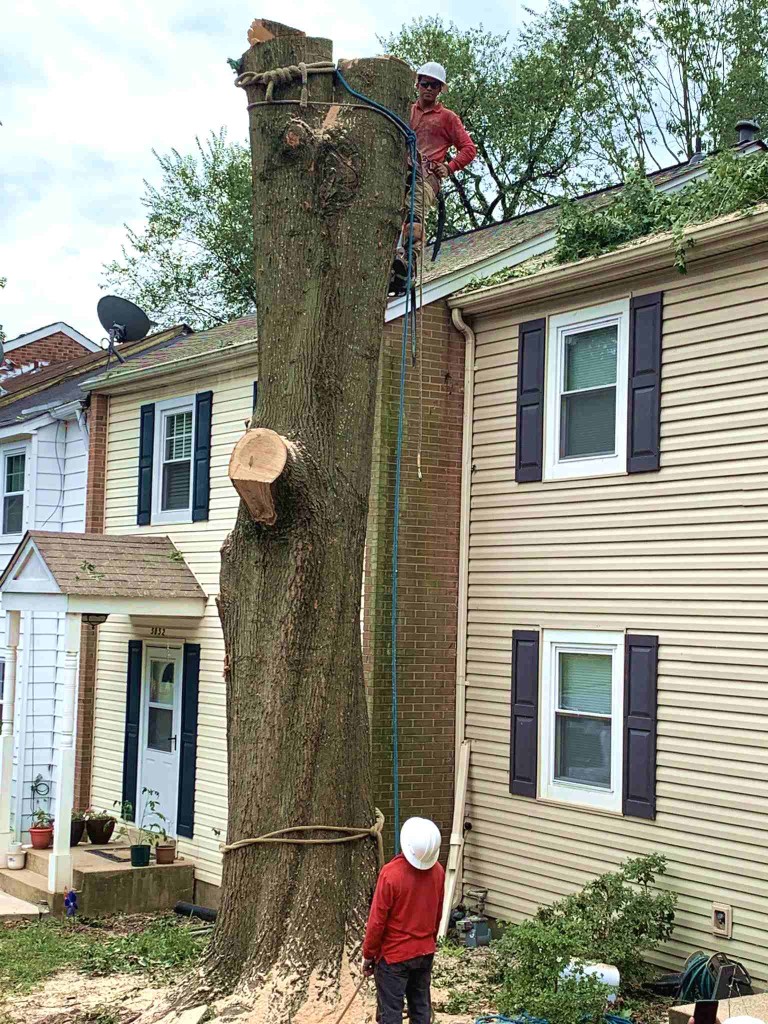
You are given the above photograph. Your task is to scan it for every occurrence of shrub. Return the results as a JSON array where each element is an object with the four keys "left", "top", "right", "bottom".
[{"left": 493, "top": 854, "right": 677, "bottom": 1024}]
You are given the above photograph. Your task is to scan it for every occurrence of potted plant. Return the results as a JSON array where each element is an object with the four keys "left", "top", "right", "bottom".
[
  {"left": 70, "top": 810, "right": 86, "bottom": 847},
  {"left": 117, "top": 789, "right": 167, "bottom": 868},
  {"left": 84, "top": 808, "right": 116, "bottom": 845},
  {"left": 29, "top": 809, "right": 54, "bottom": 849},
  {"left": 155, "top": 831, "right": 177, "bottom": 865}
]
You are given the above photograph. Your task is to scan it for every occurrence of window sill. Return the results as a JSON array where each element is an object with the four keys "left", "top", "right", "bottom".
[
  {"left": 535, "top": 793, "right": 624, "bottom": 818},
  {"left": 543, "top": 459, "right": 626, "bottom": 482},
  {"left": 149, "top": 510, "right": 193, "bottom": 527}
]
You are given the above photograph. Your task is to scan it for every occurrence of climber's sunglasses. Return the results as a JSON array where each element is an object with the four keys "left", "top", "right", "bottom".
[{"left": 418, "top": 79, "right": 441, "bottom": 91}]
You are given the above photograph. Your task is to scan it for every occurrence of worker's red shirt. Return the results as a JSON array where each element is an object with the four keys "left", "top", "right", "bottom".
[
  {"left": 362, "top": 853, "right": 445, "bottom": 964},
  {"left": 410, "top": 101, "right": 477, "bottom": 174}
]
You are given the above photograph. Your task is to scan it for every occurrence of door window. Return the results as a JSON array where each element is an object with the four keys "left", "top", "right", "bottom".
[{"left": 147, "top": 657, "right": 176, "bottom": 753}]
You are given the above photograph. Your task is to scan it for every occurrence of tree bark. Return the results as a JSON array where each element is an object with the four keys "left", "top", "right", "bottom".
[{"left": 197, "top": 22, "right": 413, "bottom": 1021}]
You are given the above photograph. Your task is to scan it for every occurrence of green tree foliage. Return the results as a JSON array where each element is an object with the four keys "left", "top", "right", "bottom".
[
  {"left": 105, "top": 2, "right": 768, "bottom": 322},
  {"left": 493, "top": 854, "right": 677, "bottom": 1024},
  {"left": 103, "top": 131, "right": 254, "bottom": 329}
]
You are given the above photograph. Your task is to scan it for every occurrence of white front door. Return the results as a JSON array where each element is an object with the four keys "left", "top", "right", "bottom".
[{"left": 139, "top": 646, "right": 182, "bottom": 837}]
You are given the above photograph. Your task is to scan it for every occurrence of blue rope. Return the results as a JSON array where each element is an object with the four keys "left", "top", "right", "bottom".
[
  {"left": 334, "top": 70, "right": 419, "bottom": 855},
  {"left": 476, "top": 1015, "right": 630, "bottom": 1024},
  {"left": 679, "top": 952, "right": 715, "bottom": 1002}
]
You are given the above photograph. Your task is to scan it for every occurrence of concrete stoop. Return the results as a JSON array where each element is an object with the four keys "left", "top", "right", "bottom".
[{"left": 0, "top": 844, "right": 194, "bottom": 917}]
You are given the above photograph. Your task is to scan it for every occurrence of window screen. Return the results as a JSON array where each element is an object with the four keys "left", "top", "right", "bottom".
[{"left": 560, "top": 325, "right": 617, "bottom": 459}]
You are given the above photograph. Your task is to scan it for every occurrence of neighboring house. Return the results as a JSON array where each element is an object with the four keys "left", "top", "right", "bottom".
[
  {"left": 448, "top": 204, "right": 768, "bottom": 985},
  {"left": 0, "top": 323, "right": 191, "bottom": 865},
  {"left": 1, "top": 322, "right": 100, "bottom": 383}
]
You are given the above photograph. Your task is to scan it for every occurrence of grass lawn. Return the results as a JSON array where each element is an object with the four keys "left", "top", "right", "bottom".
[{"left": 0, "top": 914, "right": 208, "bottom": 998}]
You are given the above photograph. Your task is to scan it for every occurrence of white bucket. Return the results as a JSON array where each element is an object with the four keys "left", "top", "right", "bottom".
[
  {"left": 560, "top": 960, "right": 621, "bottom": 1004},
  {"left": 7, "top": 845, "right": 26, "bottom": 870}
]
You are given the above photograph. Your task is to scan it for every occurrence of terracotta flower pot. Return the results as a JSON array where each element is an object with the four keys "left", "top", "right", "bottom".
[
  {"left": 155, "top": 842, "right": 176, "bottom": 865},
  {"left": 86, "top": 818, "right": 115, "bottom": 845},
  {"left": 70, "top": 820, "right": 86, "bottom": 847},
  {"left": 30, "top": 826, "right": 54, "bottom": 850},
  {"left": 131, "top": 844, "right": 151, "bottom": 868}
]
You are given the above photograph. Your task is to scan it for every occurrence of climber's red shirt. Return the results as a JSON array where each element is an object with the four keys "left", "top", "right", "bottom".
[{"left": 410, "top": 101, "right": 477, "bottom": 174}]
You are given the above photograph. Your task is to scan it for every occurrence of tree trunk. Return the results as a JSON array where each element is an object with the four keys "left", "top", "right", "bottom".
[{"left": 197, "top": 21, "right": 413, "bottom": 1021}]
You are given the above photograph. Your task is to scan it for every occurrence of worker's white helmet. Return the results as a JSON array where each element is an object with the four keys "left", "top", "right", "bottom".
[
  {"left": 400, "top": 817, "right": 441, "bottom": 870},
  {"left": 416, "top": 62, "right": 447, "bottom": 86}
]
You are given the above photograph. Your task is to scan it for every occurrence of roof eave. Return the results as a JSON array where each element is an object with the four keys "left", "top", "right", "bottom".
[
  {"left": 450, "top": 204, "right": 768, "bottom": 316},
  {"left": 82, "top": 337, "right": 259, "bottom": 394}
]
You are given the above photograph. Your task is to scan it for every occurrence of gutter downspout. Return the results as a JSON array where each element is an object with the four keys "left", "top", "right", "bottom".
[{"left": 451, "top": 307, "right": 475, "bottom": 769}]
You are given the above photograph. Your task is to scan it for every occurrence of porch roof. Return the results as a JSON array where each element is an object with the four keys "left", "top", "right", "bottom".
[{"left": 0, "top": 532, "right": 206, "bottom": 617}]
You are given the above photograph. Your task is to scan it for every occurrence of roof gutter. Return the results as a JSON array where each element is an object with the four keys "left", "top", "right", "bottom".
[
  {"left": 450, "top": 203, "right": 768, "bottom": 316},
  {"left": 81, "top": 337, "right": 259, "bottom": 394}
]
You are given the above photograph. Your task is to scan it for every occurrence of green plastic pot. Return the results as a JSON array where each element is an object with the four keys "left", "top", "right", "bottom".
[{"left": 130, "top": 844, "right": 151, "bottom": 868}]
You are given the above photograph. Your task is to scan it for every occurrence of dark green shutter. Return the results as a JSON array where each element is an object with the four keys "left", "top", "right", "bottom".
[
  {"left": 515, "top": 319, "right": 546, "bottom": 483},
  {"left": 252, "top": 380, "right": 258, "bottom": 412},
  {"left": 627, "top": 293, "right": 663, "bottom": 473},
  {"left": 177, "top": 643, "right": 200, "bottom": 839},
  {"left": 121, "top": 640, "right": 143, "bottom": 821},
  {"left": 137, "top": 405, "right": 155, "bottom": 525},
  {"left": 510, "top": 630, "right": 539, "bottom": 798},
  {"left": 192, "top": 391, "right": 213, "bottom": 522},
  {"left": 623, "top": 634, "right": 658, "bottom": 819}
]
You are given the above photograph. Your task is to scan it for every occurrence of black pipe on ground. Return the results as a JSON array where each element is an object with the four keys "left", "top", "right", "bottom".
[{"left": 174, "top": 901, "right": 217, "bottom": 922}]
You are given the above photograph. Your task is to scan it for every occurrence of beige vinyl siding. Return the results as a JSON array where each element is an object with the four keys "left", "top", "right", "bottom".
[
  {"left": 90, "top": 368, "right": 254, "bottom": 888},
  {"left": 463, "top": 242, "right": 768, "bottom": 983}
]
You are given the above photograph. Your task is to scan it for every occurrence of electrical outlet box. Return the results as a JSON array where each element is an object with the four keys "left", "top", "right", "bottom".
[{"left": 712, "top": 902, "right": 733, "bottom": 938}]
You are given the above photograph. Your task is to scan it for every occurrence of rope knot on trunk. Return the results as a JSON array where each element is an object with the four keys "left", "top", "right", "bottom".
[{"left": 235, "top": 60, "right": 336, "bottom": 107}]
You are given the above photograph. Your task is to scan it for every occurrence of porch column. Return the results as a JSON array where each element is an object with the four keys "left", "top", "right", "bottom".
[
  {"left": 48, "top": 612, "right": 80, "bottom": 893},
  {"left": 0, "top": 610, "right": 21, "bottom": 858}
]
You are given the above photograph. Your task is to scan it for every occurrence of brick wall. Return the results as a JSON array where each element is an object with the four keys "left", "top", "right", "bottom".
[
  {"left": 74, "top": 392, "right": 109, "bottom": 809},
  {"left": 365, "top": 299, "right": 465, "bottom": 855},
  {"left": 7, "top": 331, "right": 90, "bottom": 370}
]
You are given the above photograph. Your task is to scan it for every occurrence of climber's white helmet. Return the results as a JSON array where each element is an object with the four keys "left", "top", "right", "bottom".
[
  {"left": 416, "top": 62, "right": 447, "bottom": 86},
  {"left": 400, "top": 817, "right": 441, "bottom": 870}
]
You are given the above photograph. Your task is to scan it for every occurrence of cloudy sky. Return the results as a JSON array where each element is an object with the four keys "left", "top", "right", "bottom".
[{"left": 1, "top": 0, "right": 537, "bottom": 344}]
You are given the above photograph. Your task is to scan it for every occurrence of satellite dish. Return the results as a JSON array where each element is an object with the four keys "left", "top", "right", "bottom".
[
  {"left": 97, "top": 295, "right": 157, "bottom": 366},
  {"left": 97, "top": 295, "right": 155, "bottom": 343}
]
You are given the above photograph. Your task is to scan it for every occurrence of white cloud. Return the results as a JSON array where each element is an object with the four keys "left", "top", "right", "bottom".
[{"left": 0, "top": 0, "right": 536, "bottom": 342}]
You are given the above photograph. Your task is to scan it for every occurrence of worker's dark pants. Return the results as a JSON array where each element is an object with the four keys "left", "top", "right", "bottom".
[{"left": 375, "top": 954, "right": 433, "bottom": 1024}]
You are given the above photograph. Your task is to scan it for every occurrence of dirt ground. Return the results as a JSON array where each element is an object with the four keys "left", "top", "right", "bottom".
[{"left": 0, "top": 934, "right": 485, "bottom": 1024}]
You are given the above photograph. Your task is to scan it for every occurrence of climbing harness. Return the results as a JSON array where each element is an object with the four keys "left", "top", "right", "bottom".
[
  {"left": 238, "top": 62, "right": 421, "bottom": 853},
  {"left": 221, "top": 808, "right": 385, "bottom": 869}
]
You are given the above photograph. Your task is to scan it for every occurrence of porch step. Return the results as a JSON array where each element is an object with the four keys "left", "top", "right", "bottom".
[
  {"left": 0, "top": 866, "right": 62, "bottom": 914},
  {"left": 0, "top": 890, "right": 48, "bottom": 921}
]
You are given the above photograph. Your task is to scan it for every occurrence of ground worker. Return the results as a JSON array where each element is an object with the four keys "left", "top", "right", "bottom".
[
  {"left": 362, "top": 817, "right": 445, "bottom": 1024},
  {"left": 390, "top": 61, "right": 477, "bottom": 293}
]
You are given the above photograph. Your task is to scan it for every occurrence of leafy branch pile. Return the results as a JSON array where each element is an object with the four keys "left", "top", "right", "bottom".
[
  {"left": 555, "top": 149, "right": 768, "bottom": 269},
  {"left": 464, "top": 148, "right": 768, "bottom": 295},
  {"left": 492, "top": 855, "right": 676, "bottom": 1024}
]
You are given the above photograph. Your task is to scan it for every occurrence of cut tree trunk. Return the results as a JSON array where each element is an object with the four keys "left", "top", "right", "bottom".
[{"left": 197, "top": 21, "right": 413, "bottom": 1021}]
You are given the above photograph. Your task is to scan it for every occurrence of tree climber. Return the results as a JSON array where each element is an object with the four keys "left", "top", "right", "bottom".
[{"left": 390, "top": 61, "right": 477, "bottom": 294}]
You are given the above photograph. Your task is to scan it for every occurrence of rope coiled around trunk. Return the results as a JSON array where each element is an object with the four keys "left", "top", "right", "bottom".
[
  {"left": 235, "top": 60, "right": 336, "bottom": 106},
  {"left": 220, "top": 808, "right": 385, "bottom": 869}
]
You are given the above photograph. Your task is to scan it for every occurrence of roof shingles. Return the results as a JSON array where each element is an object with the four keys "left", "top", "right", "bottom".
[{"left": 2, "top": 532, "right": 206, "bottom": 601}]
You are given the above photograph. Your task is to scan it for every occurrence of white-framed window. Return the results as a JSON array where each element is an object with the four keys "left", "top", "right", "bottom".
[
  {"left": 540, "top": 629, "right": 624, "bottom": 812},
  {"left": 544, "top": 300, "right": 629, "bottom": 480},
  {"left": 152, "top": 396, "right": 195, "bottom": 525},
  {"left": 2, "top": 447, "right": 26, "bottom": 535}
]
